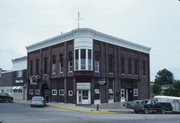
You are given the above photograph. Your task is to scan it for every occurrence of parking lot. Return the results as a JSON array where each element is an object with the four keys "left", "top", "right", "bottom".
[{"left": 0, "top": 102, "right": 180, "bottom": 123}]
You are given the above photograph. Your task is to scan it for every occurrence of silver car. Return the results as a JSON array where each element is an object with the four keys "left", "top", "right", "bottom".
[{"left": 31, "top": 96, "right": 46, "bottom": 107}]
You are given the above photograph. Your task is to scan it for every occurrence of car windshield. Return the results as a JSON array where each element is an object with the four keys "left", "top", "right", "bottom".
[
  {"left": 146, "top": 100, "right": 151, "bottom": 104},
  {"left": 32, "top": 97, "right": 44, "bottom": 101}
]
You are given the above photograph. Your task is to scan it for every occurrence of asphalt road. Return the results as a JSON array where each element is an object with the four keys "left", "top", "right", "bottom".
[{"left": 0, "top": 102, "right": 180, "bottom": 123}]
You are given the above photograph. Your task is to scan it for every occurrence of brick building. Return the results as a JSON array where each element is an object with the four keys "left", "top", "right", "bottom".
[{"left": 26, "top": 28, "right": 151, "bottom": 104}]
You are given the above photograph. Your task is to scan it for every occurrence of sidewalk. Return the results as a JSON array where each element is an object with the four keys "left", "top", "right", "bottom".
[{"left": 13, "top": 100, "right": 133, "bottom": 114}]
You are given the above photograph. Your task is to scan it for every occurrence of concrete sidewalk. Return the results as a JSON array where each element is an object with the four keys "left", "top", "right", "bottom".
[{"left": 13, "top": 99, "right": 133, "bottom": 114}]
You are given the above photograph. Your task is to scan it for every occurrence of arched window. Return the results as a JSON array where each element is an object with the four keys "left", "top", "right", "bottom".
[
  {"left": 68, "top": 52, "right": 73, "bottom": 72},
  {"left": 59, "top": 54, "right": 64, "bottom": 73},
  {"left": 52, "top": 55, "right": 56, "bottom": 74}
]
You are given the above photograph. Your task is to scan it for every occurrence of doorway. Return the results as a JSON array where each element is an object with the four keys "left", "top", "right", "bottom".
[
  {"left": 42, "top": 84, "right": 49, "bottom": 102},
  {"left": 126, "top": 88, "right": 133, "bottom": 101}
]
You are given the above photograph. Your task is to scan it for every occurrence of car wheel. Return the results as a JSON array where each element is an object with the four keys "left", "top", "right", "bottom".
[
  {"left": 161, "top": 109, "right": 165, "bottom": 114},
  {"left": 134, "top": 110, "right": 139, "bottom": 114},
  {"left": 144, "top": 108, "right": 149, "bottom": 114}
]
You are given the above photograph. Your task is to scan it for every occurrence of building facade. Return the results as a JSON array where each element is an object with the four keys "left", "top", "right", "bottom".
[
  {"left": 26, "top": 28, "right": 151, "bottom": 104},
  {"left": 11, "top": 56, "right": 27, "bottom": 100}
]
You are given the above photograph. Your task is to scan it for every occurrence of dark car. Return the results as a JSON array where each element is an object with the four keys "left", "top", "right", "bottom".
[
  {"left": 0, "top": 93, "right": 13, "bottom": 103},
  {"left": 30, "top": 96, "right": 46, "bottom": 107},
  {"left": 133, "top": 100, "right": 149, "bottom": 113}
]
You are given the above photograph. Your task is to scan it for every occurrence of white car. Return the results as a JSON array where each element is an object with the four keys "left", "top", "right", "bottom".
[{"left": 31, "top": 96, "right": 46, "bottom": 107}]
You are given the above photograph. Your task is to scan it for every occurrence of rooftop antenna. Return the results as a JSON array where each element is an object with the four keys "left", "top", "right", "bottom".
[{"left": 77, "top": 11, "right": 84, "bottom": 28}]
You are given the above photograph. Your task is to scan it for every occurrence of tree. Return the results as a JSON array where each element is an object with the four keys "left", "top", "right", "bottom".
[
  {"left": 155, "top": 69, "right": 174, "bottom": 85},
  {"left": 163, "top": 87, "right": 180, "bottom": 97},
  {"left": 152, "top": 83, "right": 161, "bottom": 95}
]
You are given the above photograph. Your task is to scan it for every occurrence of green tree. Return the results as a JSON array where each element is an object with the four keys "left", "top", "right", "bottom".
[
  {"left": 155, "top": 69, "right": 174, "bottom": 85},
  {"left": 152, "top": 83, "right": 161, "bottom": 95},
  {"left": 163, "top": 87, "right": 180, "bottom": 97}
]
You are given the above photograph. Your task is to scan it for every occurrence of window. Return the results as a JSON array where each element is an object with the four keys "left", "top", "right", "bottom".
[
  {"left": 68, "top": 52, "right": 73, "bottom": 72},
  {"left": 82, "top": 90, "right": 88, "bottom": 99},
  {"left": 142, "top": 61, "right": 146, "bottom": 76},
  {"left": 134, "top": 89, "right": 138, "bottom": 96},
  {"left": 29, "top": 89, "right": 34, "bottom": 95},
  {"left": 81, "top": 49, "right": 86, "bottom": 70},
  {"left": 59, "top": 89, "right": 64, "bottom": 96},
  {"left": 108, "top": 80, "right": 114, "bottom": 101},
  {"left": 52, "top": 56, "right": 56, "bottom": 74},
  {"left": 68, "top": 90, "right": 73, "bottom": 96},
  {"left": 17, "top": 70, "right": 23, "bottom": 78},
  {"left": 88, "top": 49, "right": 92, "bottom": 70},
  {"left": 128, "top": 58, "right": 132, "bottom": 74},
  {"left": 35, "top": 89, "right": 40, "bottom": 95},
  {"left": 18, "top": 89, "right": 22, "bottom": 93},
  {"left": 94, "top": 89, "right": 100, "bottom": 94},
  {"left": 52, "top": 89, "right": 57, "bottom": 96},
  {"left": 134, "top": 60, "right": 138, "bottom": 75},
  {"left": 44, "top": 57, "right": 48, "bottom": 74},
  {"left": 121, "top": 89, "right": 125, "bottom": 98},
  {"left": 59, "top": 54, "right": 64, "bottom": 73},
  {"left": 75, "top": 50, "right": 79, "bottom": 70},
  {"left": 94, "top": 83, "right": 100, "bottom": 100},
  {"left": 109, "top": 54, "right": 113, "bottom": 73},
  {"left": 94, "top": 53, "right": 100, "bottom": 72},
  {"left": 36, "top": 59, "right": 39, "bottom": 75},
  {"left": 120, "top": 57, "right": 125, "bottom": 74},
  {"left": 30, "top": 60, "right": 33, "bottom": 76}
]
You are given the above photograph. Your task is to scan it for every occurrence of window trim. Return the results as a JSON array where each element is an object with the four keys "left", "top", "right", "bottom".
[{"left": 52, "top": 89, "right": 57, "bottom": 96}]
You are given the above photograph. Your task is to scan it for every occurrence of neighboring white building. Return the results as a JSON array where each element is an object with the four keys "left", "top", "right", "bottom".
[{"left": 11, "top": 56, "right": 27, "bottom": 100}]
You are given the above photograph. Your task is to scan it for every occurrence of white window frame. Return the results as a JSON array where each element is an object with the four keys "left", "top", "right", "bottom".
[
  {"left": 59, "top": 62, "right": 64, "bottom": 73},
  {"left": 59, "top": 89, "right": 64, "bottom": 96},
  {"left": 52, "top": 89, "right": 57, "bottom": 96},
  {"left": 35, "top": 89, "right": 40, "bottom": 95},
  {"left": 52, "top": 64, "right": 56, "bottom": 74},
  {"left": 29, "top": 89, "right": 34, "bottom": 95},
  {"left": 68, "top": 90, "right": 73, "bottom": 96},
  {"left": 94, "top": 61, "right": 99, "bottom": 73},
  {"left": 121, "top": 89, "right": 125, "bottom": 98},
  {"left": 68, "top": 61, "right": 73, "bottom": 73},
  {"left": 133, "top": 89, "right": 138, "bottom": 96},
  {"left": 94, "top": 89, "right": 100, "bottom": 94}
]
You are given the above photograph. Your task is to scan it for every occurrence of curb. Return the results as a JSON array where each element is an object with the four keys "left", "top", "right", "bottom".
[{"left": 48, "top": 105, "right": 117, "bottom": 114}]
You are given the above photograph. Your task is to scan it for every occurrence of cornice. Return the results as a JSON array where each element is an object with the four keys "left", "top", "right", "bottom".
[{"left": 26, "top": 28, "right": 151, "bottom": 54}]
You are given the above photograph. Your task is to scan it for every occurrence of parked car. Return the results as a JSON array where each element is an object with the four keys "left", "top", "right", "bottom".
[
  {"left": 0, "top": 93, "right": 13, "bottom": 103},
  {"left": 30, "top": 96, "right": 46, "bottom": 107},
  {"left": 133, "top": 100, "right": 149, "bottom": 113},
  {"left": 142, "top": 99, "right": 172, "bottom": 114}
]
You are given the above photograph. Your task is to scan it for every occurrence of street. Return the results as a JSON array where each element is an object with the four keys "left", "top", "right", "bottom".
[{"left": 0, "top": 102, "right": 180, "bottom": 123}]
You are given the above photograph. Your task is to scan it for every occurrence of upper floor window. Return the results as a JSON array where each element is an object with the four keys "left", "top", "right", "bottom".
[
  {"left": 142, "top": 60, "right": 146, "bottom": 76},
  {"left": 36, "top": 59, "right": 39, "bottom": 75},
  {"left": 94, "top": 53, "right": 99, "bottom": 72},
  {"left": 120, "top": 57, "right": 125, "bottom": 74},
  {"left": 68, "top": 52, "right": 73, "bottom": 72},
  {"left": 128, "top": 58, "right": 132, "bottom": 74},
  {"left": 44, "top": 57, "right": 48, "bottom": 74},
  {"left": 52, "top": 55, "right": 56, "bottom": 74},
  {"left": 59, "top": 54, "right": 64, "bottom": 73},
  {"left": 75, "top": 50, "right": 79, "bottom": 70},
  {"left": 134, "top": 59, "right": 138, "bottom": 75},
  {"left": 81, "top": 49, "right": 86, "bottom": 70},
  {"left": 75, "top": 49, "right": 92, "bottom": 71},
  {"left": 17, "top": 70, "right": 23, "bottom": 78},
  {"left": 30, "top": 60, "right": 33, "bottom": 76},
  {"left": 109, "top": 54, "right": 113, "bottom": 73}
]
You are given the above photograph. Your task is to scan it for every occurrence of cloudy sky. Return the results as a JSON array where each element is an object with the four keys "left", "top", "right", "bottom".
[{"left": 0, "top": 0, "right": 180, "bottom": 81}]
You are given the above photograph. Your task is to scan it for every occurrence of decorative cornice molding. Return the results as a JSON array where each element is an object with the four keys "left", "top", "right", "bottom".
[{"left": 26, "top": 28, "right": 151, "bottom": 54}]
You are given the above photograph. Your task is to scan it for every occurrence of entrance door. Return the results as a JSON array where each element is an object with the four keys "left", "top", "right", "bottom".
[
  {"left": 77, "top": 90, "right": 90, "bottom": 104},
  {"left": 127, "top": 89, "right": 133, "bottom": 101}
]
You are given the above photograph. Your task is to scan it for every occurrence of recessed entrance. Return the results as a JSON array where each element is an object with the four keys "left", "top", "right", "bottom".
[
  {"left": 76, "top": 83, "right": 91, "bottom": 104},
  {"left": 42, "top": 84, "right": 49, "bottom": 102}
]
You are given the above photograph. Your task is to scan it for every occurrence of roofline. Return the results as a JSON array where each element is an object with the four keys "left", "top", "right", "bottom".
[
  {"left": 12, "top": 56, "right": 27, "bottom": 63},
  {"left": 26, "top": 28, "right": 151, "bottom": 54}
]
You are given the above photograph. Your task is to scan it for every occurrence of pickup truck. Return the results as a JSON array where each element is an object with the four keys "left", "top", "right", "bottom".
[
  {"left": 0, "top": 93, "right": 13, "bottom": 103},
  {"left": 133, "top": 99, "right": 172, "bottom": 114}
]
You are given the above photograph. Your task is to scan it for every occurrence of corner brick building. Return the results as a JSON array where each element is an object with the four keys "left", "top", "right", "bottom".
[{"left": 26, "top": 28, "right": 151, "bottom": 104}]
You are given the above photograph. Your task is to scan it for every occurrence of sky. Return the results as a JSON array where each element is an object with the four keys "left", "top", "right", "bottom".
[{"left": 0, "top": 0, "right": 180, "bottom": 81}]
